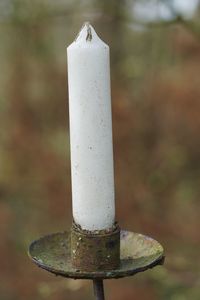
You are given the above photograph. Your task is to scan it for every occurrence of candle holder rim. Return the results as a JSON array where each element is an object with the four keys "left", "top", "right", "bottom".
[{"left": 28, "top": 230, "right": 164, "bottom": 280}]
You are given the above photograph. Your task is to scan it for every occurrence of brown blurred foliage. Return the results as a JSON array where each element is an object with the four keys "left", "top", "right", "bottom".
[{"left": 0, "top": 0, "right": 200, "bottom": 299}]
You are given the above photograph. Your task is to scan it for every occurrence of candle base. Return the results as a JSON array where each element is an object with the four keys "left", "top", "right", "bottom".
[
  {"left": 28, "top": 230, "right": 164, "bottom": 279},
  {"left": 71, "top": 221, "right": 120, "bottom": 271}
]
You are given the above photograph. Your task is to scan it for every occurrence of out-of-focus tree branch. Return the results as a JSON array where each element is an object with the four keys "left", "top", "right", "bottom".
[
  {"left": 176, "top": 15, "right": 200, "bottom": 40},
  {"left": 1, "top": 0, "right": 200, "bottom": 42},
  {"left": 162, "top": 0, "right": 200, "bottom": 40},
  {"left": 133, "top": 15, "right": 200, "bottom": 41}
]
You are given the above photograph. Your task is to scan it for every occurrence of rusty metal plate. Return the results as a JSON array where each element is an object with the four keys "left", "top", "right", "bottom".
[{"left": 28, "top": 230, "right": 164, "bottom": 279}]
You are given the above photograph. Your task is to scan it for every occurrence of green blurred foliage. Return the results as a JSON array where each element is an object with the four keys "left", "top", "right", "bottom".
[{"left": 0, "top": 0, "right": 200, "bottom": 299}]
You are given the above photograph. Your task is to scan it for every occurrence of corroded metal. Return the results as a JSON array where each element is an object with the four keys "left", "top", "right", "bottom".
[
  {"left": 71, "top": 222, "right": 120, "bottom": 271},
  {"left": 28, "top": 230, "right": 164, "bottom": 280}
]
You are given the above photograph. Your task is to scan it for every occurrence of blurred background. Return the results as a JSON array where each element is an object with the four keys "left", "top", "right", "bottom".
[{"left": 0, "top": 0, "right": 200, "bottom": 299}]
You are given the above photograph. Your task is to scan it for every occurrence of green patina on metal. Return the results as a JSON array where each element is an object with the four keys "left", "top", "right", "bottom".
[
  {"left": 71, "top": 222, "right": 120, "bottom": 271},
  {"left": 28, "top": 230, "right": 164, "bottom": 280}
]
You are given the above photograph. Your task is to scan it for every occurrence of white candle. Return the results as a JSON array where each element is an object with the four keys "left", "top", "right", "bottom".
[{"left": 67, "top": 23, "right": 115, "bottom": 231}]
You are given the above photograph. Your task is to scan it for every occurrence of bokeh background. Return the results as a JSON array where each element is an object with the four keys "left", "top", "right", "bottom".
[{"left": 1, "top": 0, "right": 200, "bottom": 299}]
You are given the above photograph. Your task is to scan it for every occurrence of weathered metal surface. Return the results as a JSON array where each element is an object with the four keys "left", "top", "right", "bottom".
[
  {"left": 71, "top": 222, "right": 120, "bottom": 271},
  {"left": 28, "top": 230, "right": 164, "bottom": 280}
]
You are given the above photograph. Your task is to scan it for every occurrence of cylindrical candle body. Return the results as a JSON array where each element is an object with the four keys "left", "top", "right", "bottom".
[{"left": 67, "top": 23, "right": 115, "bottom": 231}]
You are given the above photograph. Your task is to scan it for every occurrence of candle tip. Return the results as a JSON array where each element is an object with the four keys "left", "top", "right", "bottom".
[
  {"left": 70, "top": 22, "right": 108, "bottom": 48},
  {"left": 75, "top": 22, "right": 92, "bottom": 42}
]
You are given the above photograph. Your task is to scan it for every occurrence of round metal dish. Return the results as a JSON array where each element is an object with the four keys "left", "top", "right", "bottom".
[{"left": 28, "top": 230, "right": 164, "bottom": 279}]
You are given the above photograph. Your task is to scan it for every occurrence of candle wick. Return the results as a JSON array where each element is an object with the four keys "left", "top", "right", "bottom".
[{"left": 85, "top": 22, "right": 92, "bottom": 42}]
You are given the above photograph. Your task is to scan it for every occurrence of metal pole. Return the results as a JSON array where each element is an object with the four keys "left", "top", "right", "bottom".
[{"left": 93, "top": 279, "right": 105, "bottom": 300}]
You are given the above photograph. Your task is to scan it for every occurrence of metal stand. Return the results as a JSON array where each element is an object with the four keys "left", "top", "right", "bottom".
[
  {"left": 28, "top": 230, "right": 164, "bottom": 299},
  {"left": 93, "top": 280, "right": 105, "bottom": 300}
]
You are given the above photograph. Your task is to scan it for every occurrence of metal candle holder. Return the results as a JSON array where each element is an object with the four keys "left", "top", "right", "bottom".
[
  {"left": 71, "top": 221, "right": 120, "bottom": 271},
  {"left": 28, "top": 222, "right": 164, "bottom": 300},
  {"left": 28, "top": 22, "right": 164, "bottom": 300}
]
